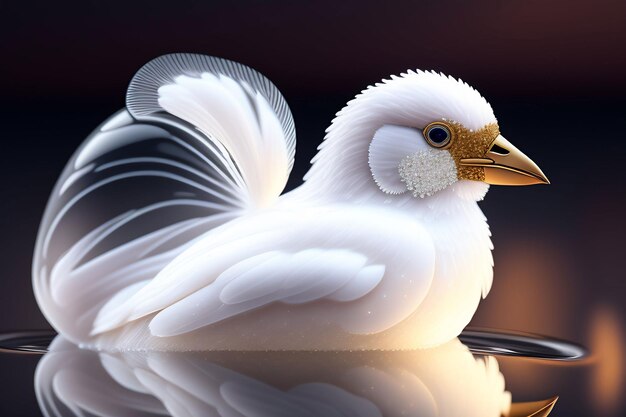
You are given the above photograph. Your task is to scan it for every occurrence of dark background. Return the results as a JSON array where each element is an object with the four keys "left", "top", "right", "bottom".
[{"left": 1, "top": 0, "right": 625, "bottom": 416}]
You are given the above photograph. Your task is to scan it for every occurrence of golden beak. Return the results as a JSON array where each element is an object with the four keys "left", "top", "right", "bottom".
[{"left": 459, "top": 135, "right": 549, "bottom": 185}]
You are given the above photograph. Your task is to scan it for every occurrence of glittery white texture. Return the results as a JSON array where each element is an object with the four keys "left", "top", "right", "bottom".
[
  {"left": 398, "top": 149, "right": 458, "bottom": 198},
  {"left": 368, "top": 125, "right": 424, "bottom": 195}
]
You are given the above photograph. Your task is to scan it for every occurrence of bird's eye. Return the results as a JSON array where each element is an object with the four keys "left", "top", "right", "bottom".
[{"left": 423, "top": 122, "right": 453, "bottom": 148}]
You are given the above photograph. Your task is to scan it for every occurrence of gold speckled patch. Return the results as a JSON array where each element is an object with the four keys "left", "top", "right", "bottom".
[{"left": 446, "top": 121, "right": 500, "bottom": 181}]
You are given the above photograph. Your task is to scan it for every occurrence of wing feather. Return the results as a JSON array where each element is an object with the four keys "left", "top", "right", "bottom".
[
  {"left": 147, "top": 248, "right": 383, "bottom": 337},
  {"left": 92, "top": 207, "right": 436, "bottom": 339},
  {"left": 327, "top": 265, "right": 386, "bottom": 302}
]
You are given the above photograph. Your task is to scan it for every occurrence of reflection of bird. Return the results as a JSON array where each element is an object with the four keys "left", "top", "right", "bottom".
[
  {"left": 33, "top": 54, "right": 549, "bottom": 350},
  {"left": 36, "top": 337, "right": 516, "bottom": 417}
]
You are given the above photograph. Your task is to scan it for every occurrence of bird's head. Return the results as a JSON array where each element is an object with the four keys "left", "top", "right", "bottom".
[
  {"left": 366, "top": 71, "right": 549, "bottom": 199},
  {"left": 307, "top": 70, "right": 548, "bottom": 202}
]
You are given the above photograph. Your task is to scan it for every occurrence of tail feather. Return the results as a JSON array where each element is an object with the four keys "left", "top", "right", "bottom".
[{"left": 33, "top": 54, "right": 297, "bottom": 343}]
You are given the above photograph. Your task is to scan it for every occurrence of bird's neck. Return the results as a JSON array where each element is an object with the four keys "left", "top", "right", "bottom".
[
  {"left": 301, "top": 90, "right": 415, "bottom": 203},
  {"left": 294, "top": 170, "right": 488, "bottom": 220}
]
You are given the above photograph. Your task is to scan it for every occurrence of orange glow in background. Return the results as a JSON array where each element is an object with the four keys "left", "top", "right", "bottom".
[
  {"left": 471, "top": 234, "right": 578, "bottom": 338},
  {"left": 468, "top": 197, "right": 626, "bottom": 415},
  {"left": 588, "top": 306, "right": 625, "bottom": 416}
]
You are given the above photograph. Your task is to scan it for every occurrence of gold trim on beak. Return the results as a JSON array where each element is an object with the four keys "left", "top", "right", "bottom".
[{"left": 460, "top": 135, "right": 549, "bottom": 186}]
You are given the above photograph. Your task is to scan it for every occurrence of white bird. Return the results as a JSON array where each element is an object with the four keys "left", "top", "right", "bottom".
[{"left": 32, "top": 53, "right": 548, "bottom": 351}]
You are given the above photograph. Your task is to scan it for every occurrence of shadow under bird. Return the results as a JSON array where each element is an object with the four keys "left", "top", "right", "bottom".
[{"left": 32, "top": 53, "right": 549, "bottom": 351}]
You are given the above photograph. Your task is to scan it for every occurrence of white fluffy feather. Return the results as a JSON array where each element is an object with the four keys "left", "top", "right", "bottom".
[{"left": 158, "top": 73, "right": 291, "bottom": 208}]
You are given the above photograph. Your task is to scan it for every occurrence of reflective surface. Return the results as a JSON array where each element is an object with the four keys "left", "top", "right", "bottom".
[
  {"left": 0, "top": 329, "right": 585, "bottom": 417},
  {"left": 458, "top": 329, "right": 585, "bottom": 361},
  {"left": 0, "top": 330, "right": 55, "bottom": 354},
  {"left": 35, "top": 338, "right": 511, "bottom": 417},
  {"left": 0, "top": 328, "right": 586, "bottom": 360}
]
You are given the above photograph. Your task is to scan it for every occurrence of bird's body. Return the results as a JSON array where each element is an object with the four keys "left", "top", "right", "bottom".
[
  {"left": 33, "top": 54, "right": 547, "bottom": 350},
  {"left": 88, "top": 193, "right": 488, "bottom": 350}
]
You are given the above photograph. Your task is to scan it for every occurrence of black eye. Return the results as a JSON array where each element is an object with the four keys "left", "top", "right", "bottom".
[{"left": 424, "top": 123, "right": 452, "bottom": 148}]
